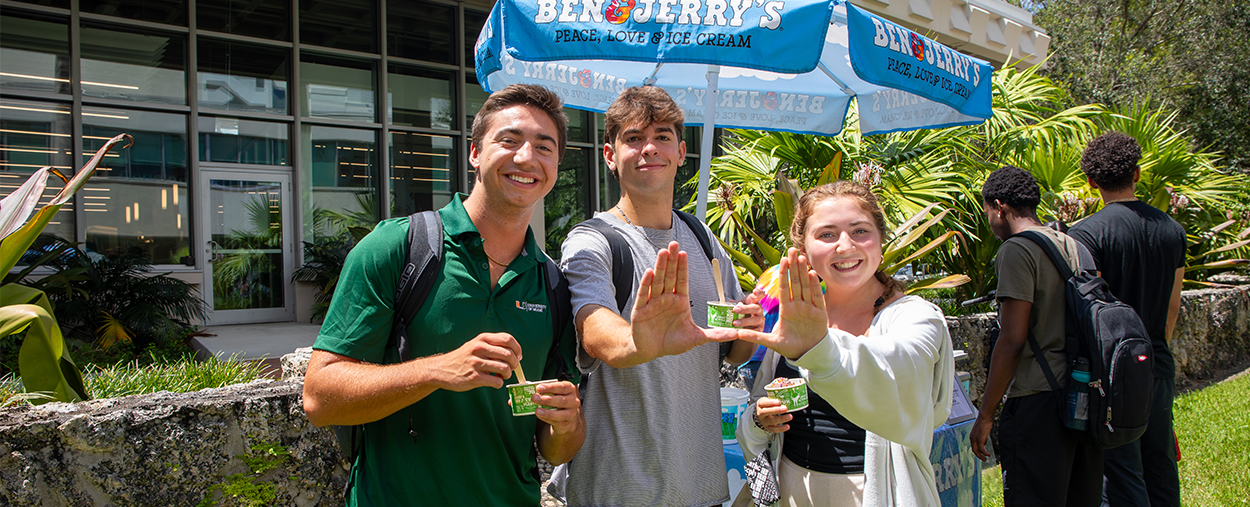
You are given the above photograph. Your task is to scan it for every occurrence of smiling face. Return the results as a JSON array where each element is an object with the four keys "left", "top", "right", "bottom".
[
  {"left": 604, "top": 121, "right": 687, "bottom": 198},
  {"left": 468, "top": 104, "right": 560, "bottom": 213},
  {"left": 801, "top": 196, "right": 885, "bottom": 291}
]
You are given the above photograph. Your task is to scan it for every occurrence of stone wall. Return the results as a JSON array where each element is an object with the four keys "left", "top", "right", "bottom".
[
  {"left": 0, "top": 380, "right": 346, "bottom": 506},
  {"left": 950, "top": 286, "right": 1250, "bottom": 403},
  {"left": 2, "top": 287, "right": 1246, "bottom": 506}
]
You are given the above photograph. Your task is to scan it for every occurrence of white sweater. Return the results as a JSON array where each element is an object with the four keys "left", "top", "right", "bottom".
[{"left": 736, "top": 296, "right": 955, "bottom": 507}]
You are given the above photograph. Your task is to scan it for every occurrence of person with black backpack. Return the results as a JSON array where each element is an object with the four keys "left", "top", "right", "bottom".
[
  {"left": 302, "top": 84, "right": 585, "bottom": 506},
  {"left": 1069, "top": 132, "right": 1186, "bottom": 507},
  {"left": 971, "top": 166, "right": 1104, "bottom": 506}
]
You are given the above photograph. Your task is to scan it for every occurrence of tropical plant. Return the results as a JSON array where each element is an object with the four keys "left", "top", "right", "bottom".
[
  {"left": 291, "top": 236, "right": 351, "bottom": 322},
  {"left": 26, "top": 244, "right": 207, "bottom": 350},
  {"left": 1182, "top": 219, "right": 1250, "bottom": 288},
  {"left": 690, "top": 142, "right": 968, "bottom": 295},
  {"left": 0, "top": 133, "right": 131, "bottom": 404}
]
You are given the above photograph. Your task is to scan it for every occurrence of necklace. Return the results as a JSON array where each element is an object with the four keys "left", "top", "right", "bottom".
[
  {"left": 616, "top": 204, "right": 666, "bottom": 249},
  {"left": 483, "top": 245, "right": 510, "bottom": 267}
]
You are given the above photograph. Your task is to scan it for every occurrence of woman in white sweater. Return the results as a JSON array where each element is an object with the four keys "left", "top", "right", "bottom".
[{"left": 735, "top": 182, "right": 954, "bottom": 507}]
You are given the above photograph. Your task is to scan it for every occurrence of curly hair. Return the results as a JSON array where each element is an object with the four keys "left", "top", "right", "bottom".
[
  {"left": 981, "top": 165, "right": 1040, "bottom": 210},
  {"left": 1080, "top": 131, "right": 1141, "bottom": 192},
  {"left": 790, "top": 180, "right": 905, "bottom": 299},
  {"left": 470, "top": 84, "right": 568, "bottom": 162}
]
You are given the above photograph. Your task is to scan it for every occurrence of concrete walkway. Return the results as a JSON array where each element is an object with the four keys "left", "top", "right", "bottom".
[{"left": 191, "top": 322, "right": 321, "bottom": 378}]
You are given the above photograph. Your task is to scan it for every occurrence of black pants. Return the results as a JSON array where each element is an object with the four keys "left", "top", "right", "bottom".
[
  {"left": 1000, "top": 390, "right": 1104, "bottom": 507},
  {"left": 1102, "top": 376, "right": 1180, "bottom": 507}
]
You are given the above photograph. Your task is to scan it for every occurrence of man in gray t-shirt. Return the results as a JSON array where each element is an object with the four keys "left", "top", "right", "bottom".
[{"left": 559, "top": 86, "right": 760, "bottom": 507}]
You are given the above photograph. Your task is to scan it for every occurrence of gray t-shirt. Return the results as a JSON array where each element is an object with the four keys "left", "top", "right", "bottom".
[{"left": 559, "top": 210, "right": 744, "bottom": 507}]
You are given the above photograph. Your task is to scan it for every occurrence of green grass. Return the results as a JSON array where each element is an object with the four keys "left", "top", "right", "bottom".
[
  {"left": 0, "top": 353, "right": 268, "bottom": 406},
  {"left": 1175, "top": 372, "right": 1250, "bottom": 505},
  {"left": 980, "top": 371, "right": 1250, "bottom": 506}
]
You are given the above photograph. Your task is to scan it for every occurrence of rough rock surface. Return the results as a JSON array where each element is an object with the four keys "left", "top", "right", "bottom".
[
  {"left": 4, "top": 287, "right": 1246, "bottom": 506},
  {"left": 1169, "top": 287, "right": 1250, "bottom": 389},
  {"left": 0, "top": 380, "right": 346, "bottom": 506}
]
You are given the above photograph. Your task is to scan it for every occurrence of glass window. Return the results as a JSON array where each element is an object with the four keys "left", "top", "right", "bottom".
[
  {"left": 80, "top": 25, "right": 186, "bottom": 106},
  {"left": 300, "top": 55, "right": 375, "bottom": 123},
  {"left": 299, "top": 0, "right": 376, "bottom": 54},
  {"left": 388, "top": 1, "right": 455, "bottom": 65},
  {"left": 197, "top": 0, "right": 290, "bottom": 41},
  {"left": 388, "top": 65, "right": 454, "bottom": 130},
  {"left": 566, "top": 108, "right": 590, "bottom": 144},
  {"left": 8, "top": 0, "right": 70, "bottom": 8},
  {"left": 599, "top": 156, "right": 619, "bottom": 211},
  {"left": 465, "top": 77, "right": 490, "bottom": 136},
  {"left": 545, "top": 148, "right": 590, "bottom": 258},
  {"left": 0, "top": 13, "right": 71, "bottom": 95},
  {"left": 198, "top": 39, "right": 288, "bottom": 115},
  {"left": 301, "top": 125, "right": 378, "bottom": 243},
  {"left": 465, "top": 9, "right": 489, "bottom": 68},
  {"left": 0, "top": 99, "right": 76, "bottom": 242},
  {"left": 81, "top": 107, "right": 189, "bottom": 265},
  {"left": 80, "top": 0, "right": 186, "bottom": 25},
  {"left": 389, "top": 131, "right": 455, "bottom": 217},
  {"left": 198, "top": 117, "right": 289, "bottom": 165}
]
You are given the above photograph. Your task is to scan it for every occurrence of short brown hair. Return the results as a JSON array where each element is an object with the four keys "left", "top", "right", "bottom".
[
  {"left": 470, "top": 84, "right": 568, "bottom": 161},
  {"left": 603, "top": 87, "right": 684, "bottom": 178},
  {"left": 790, "top": 180, "right": 904, "bottom": 296}
]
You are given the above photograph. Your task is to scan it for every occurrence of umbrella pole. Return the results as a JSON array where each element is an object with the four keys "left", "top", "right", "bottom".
[{"left": 694, "top": 65, "right": 720, "bottom": 222}]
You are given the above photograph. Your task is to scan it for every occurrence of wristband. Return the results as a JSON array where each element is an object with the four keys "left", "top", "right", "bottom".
[{"left": 752, "top": 405, "right": 766, "bottom": 430}]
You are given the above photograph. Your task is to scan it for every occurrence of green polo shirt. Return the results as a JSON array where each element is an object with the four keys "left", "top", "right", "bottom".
[{"left": 313, "top": 194, "right": 578, "bottom": 507}]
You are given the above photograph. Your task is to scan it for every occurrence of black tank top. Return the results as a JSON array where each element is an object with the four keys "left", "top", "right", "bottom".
[{"left": 775, "top": 359, "right": 866, "bottom": 474}]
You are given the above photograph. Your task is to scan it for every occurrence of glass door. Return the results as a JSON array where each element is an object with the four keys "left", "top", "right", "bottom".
[{"left": 199, "top": 169, "right": 294, "bottom": 325}]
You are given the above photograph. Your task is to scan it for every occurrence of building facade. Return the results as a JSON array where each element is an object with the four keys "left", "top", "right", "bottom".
[{"left": 0, "top": 0, "right": 1041, "bottom": 326}]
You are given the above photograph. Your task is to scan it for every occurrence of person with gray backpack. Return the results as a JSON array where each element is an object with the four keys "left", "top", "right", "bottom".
[{"left": 971, "top": 166, "right": 1105, "bottom": 506}]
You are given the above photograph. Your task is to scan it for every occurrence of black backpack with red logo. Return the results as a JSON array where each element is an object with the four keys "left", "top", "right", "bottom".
[{"left": 1016, "top": 230, "right": 1155, "bottom": 449}]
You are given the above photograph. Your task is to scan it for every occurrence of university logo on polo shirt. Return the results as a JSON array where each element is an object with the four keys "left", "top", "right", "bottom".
[{"left": 516, "top": 300, "right": 547, "bottom": 313}]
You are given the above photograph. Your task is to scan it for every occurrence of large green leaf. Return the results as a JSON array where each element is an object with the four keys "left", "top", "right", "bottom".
[
  {"left": 0, "top": 303, "right": 89, "bottom": 404},
  {"left": 0, "top": 166, "right": 53, "bottom": 239},
  {"left": 0, "top": 133, "right": 132, "bottom": 275},
  {"left": 0, "top": 204, "right": 64, "bottom": 276},
  {"left": 50, "top": 133, "right": 132, "bottom": 206},
  {"left": 906, "top": 274, "right": 972, "bottom": 294}
]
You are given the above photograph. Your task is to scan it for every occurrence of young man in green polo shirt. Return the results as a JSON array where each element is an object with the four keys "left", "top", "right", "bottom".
[{"left": 303, "top": 84, "right": 585, "bottom": 506}]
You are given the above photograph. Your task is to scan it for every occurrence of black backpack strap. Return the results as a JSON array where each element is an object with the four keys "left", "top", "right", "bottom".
[
  {"left": 1014, "top": 230, "right": 1075, "bottom": 280},
  {"left": 389, "top": 210, "right": 444, "bottom": 363},
  {"left": 1025, "top": 331, "right": 1064, "bottom": 391},
  {"left": 674, "top": 209, "right": 716, "bottom": 264},
  {"left": 1014, "top": 230, "right": 1070, "bottom": 392},
  {"left": 576, "top": 217, "right": 633, "bottom": 314},
  {"left": 542, "top": 255, "right": 573, "bottom": 382},
  {"left": 337, "top": 210, "right": 443, "bottom": 484}
]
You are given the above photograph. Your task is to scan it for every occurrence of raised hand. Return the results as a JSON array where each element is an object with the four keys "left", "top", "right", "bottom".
[
  {"left": 630, "top": 241, "right": 738, "bottom": 360},
  {"left": 736, "top": 248, "right": 829, "bottom": 360},
  {"left": 429, "top": 332, "right": 523, "bottom": 391}
]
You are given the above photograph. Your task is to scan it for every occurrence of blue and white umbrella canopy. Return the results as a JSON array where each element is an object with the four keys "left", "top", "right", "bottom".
[{"left": 475, "top": 0, "right": 994, "bottom": 217}]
